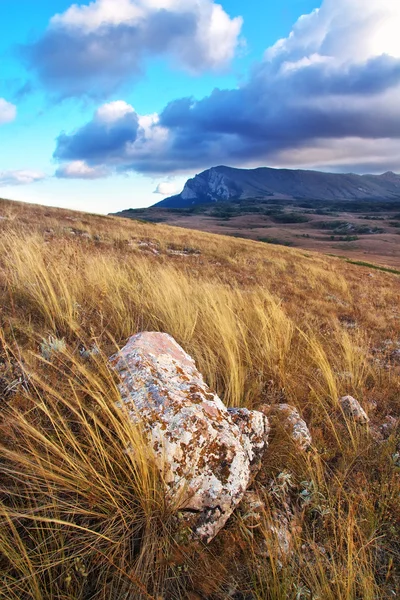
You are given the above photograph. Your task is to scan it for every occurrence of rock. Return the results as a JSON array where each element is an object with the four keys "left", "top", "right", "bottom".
[
  {"left": 137, "top": 240, "right": 160, "bottom": 255},
  {"left": 239, "top": 490, "right": 294, "bottom": 562},
  {"left": 79, "top": 344, "right": 100, "bottom": 360},
  {"left": 380, "top": 416, "right": 398, "bottom": 439},
  {"left": 111, "top": 332, "right": 270, "bottom": 543},
  {"left": 261, "top": 404, "right": 312, "bottom": 451},
  {"left": 339, "top": 395, "right": 370, "bottom": 424},
  {"left": 228, "top": 408, "right": 270, "bottom": 472},
  {"left": 268, "top": 510, "right": 294, "bottom": 560},
  {"left": 370, "top": 415, "right": 398, "bottom": 443}
]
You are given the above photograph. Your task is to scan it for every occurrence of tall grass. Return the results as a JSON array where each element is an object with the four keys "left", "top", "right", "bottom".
[
  {"left": 0, "top": 347, "right": 172, "bottom": 599},
  {"left": 0, "top": 201, "right": 398, "bottom": 598}
]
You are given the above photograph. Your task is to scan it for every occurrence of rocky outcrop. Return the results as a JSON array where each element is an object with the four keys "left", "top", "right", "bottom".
[
  {"left": 261, "top": 404, "right": 312, "bottom": 451},
  {"left": 339, "top": 395, "right": 370, "bottom": 424},
  {"left": 111, "top": 332, "right": 270, "bottom": 543},
  {"left": 152, "top": 165, "right": 400, "bottom": 209}
]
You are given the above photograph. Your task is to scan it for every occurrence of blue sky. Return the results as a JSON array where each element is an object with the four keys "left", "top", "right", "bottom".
[{"left": 0, "top": 0, "right": 400, "bottom": 214}]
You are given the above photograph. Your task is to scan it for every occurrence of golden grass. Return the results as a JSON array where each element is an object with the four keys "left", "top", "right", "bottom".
[{"left": 0, "top": 197, "right": 399, "bottom": 598}]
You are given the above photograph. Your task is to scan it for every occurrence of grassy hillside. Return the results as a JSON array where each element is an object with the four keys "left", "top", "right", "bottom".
[
  {"left": 115, "top": 197, "right": 400, "bottom": 269},
  {"left": 0, "top": 197, "right": 399, "bottom": 599}
]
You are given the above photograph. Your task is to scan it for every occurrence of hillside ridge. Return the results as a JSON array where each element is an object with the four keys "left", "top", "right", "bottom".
[{"left": 154, "top": 165, "right": 400, "bottom": 207}]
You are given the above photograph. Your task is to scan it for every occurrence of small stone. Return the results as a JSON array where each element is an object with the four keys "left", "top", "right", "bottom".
[
  {"left": 380, "top": 415, "right": 398, "bottom": 439},
  {"left": 261, "top": 404, "right": 312, "bottom": 451},
  {"left": 240, "top": 490, "right": 295, "bottom": 563},
  {"left": 269, "top": 510, "right": 293, "bottom": 560},
  {"left": 339, "top": 395, "right": 370, "bottom": 424}
]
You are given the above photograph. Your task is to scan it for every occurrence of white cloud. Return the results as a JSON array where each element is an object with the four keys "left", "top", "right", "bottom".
[
  {"left": 96, "top": 100, "right": 135, "bottom": 123},
  {"left": 51, "top": 0, "right": 143, "bottom": 31},
  {"left": 0, "top": 170, "right": 46, "bottom": 186},
  {"left": 55, "top": 161, "right": 110, "bottom": 179},
  {"left": 0, "top": 99, "right": 17, "bottom": 125},
  {"left": 51, "top": 0, "right": 243, "bottom": 70},
  {"left": 267, "top": 0, "right": 400, "bottom": 68},
  {"left": 28, "top": 0, "right": 243, "bottom": 98},
  {"left": 154, "top": 181, "right": 179, "bottom": 195}
]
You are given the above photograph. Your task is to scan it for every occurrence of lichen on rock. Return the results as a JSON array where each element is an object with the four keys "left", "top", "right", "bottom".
[
  {"left": 111, "top": 332, "right": 270, "bottom": 542},
  {"left": 228, "top": 407, "right": 270, "bottom": 472}
]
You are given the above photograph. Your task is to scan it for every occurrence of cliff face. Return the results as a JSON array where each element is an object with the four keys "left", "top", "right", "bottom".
[{"left": 153, "top": 166, "right": 400, "bottom": 207}]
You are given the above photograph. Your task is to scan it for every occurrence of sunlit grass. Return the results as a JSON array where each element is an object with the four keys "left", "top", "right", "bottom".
[{"left": 0, "top": 197, "right": 398, "bottom": 598}]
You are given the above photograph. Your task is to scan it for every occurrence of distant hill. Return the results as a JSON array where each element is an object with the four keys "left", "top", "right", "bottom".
[{"left": 153, "top": 166, "right": 400, "bottom": 207}]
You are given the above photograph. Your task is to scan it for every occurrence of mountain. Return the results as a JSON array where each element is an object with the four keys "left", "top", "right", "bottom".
[{"left": 153, "top": 166, "right": 400, "bottom": 207}]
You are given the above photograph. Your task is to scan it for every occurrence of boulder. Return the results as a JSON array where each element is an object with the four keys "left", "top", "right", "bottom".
[
  {"left": 261, "top": 404, "right": 312, "bottom": 451},
  {"left": 339, "top": 395, "right": 370, "bottom": 424},
  {"left": 111, "top": 332, "right": 270, "bottom": 543}
]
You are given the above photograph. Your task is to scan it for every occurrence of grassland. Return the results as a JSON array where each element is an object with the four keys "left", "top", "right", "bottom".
[
  {"left": 117, "top": 197, "right": 400, "bottom": 268},
  {"left": 0, "top": 197, "right": 399, "bottom": 599}
]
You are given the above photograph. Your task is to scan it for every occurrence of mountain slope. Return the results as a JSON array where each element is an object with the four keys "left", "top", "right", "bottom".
[{"left": 154, "top": 166, "right": 400, "bottom": 207}]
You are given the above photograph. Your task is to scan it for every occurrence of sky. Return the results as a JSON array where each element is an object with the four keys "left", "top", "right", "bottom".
[{"left": 1, "top": 0, "right": 400, "bottom": 214}]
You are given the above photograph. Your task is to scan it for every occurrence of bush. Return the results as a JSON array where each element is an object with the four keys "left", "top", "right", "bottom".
[
  {"left": 271, "top": 213, "right": 310, "bottom": 224},
  {"left": 258, "top": 236, "right": 294, "bottom": 246}
]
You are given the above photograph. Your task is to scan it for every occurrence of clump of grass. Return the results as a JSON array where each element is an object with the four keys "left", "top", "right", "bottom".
[
  {"left": 258, "top": 236, "right": 294, "bottom": 247},
  {"left": 0, "top": 348, "right": 175, "bottom": 599},
  {"left": 40, "top": 335, "right": 66, "bottom": 360}
]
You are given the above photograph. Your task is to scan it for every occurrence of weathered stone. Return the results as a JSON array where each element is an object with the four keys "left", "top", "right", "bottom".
[
  {"left": 380, "top": 415, "right": 398, "bottom": 439},
  {"left": 371, "top": 415, "right": 399, "bottom": 443},
  {"left": 111, "top": 332, "right": 269, "bottom": 543},
  {"left": 261, "top": 404, "right": 312, "bottom": 451},
  {"left": 228, "top": 408, "right": 270, "bottom": 472},
  {"left": 268, "top": 510, "right": 294, "bottom": 560},
  {"left": 239, "top": 490, "right": 294, "bottom": 561},
  {"left": 339, "top": 395, "right": 370, "bottom": 424}
]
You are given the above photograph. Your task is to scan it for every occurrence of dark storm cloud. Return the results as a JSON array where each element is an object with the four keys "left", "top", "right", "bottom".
[
  {"left": 52, "top": 0, "right": 400, "bottom": 176},
  {"left": 54, "top": 109, "right": 139, "bottom": 163},
  {"left": 124, "top": 55, "right": 400, "bottom": 172},
  {"left": 53, "top": 52, "right": 400, "bottom": 176},
  {"left": 269, "top": 55, "right": 400, "bottom": 97}
]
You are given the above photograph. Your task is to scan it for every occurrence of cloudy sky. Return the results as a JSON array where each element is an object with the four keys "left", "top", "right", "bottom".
[{"left": 1, "top": 0, "right": 400, "bottom": 213}]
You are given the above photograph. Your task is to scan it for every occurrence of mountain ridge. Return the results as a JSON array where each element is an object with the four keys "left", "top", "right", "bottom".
[{"left": 153, "top": 165, "right": 400, "bottom": 208}]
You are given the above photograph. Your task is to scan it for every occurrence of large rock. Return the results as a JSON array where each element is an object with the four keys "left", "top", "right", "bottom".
[{"left": 111, "top": 332, "right": 270, "bottom": 543}]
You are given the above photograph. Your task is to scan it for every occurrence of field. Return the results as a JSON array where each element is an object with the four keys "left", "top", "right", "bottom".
[
  {"left": 0, "top": 197, "right": 399, "bottom": 599},
  {"left": 117, "top": 198, "right": 400, "bottom": 269}
]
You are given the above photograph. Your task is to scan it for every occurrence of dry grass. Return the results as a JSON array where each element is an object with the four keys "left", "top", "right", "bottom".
[{"left": 0, "top": 197, "right": 399, "bottom": 599}]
